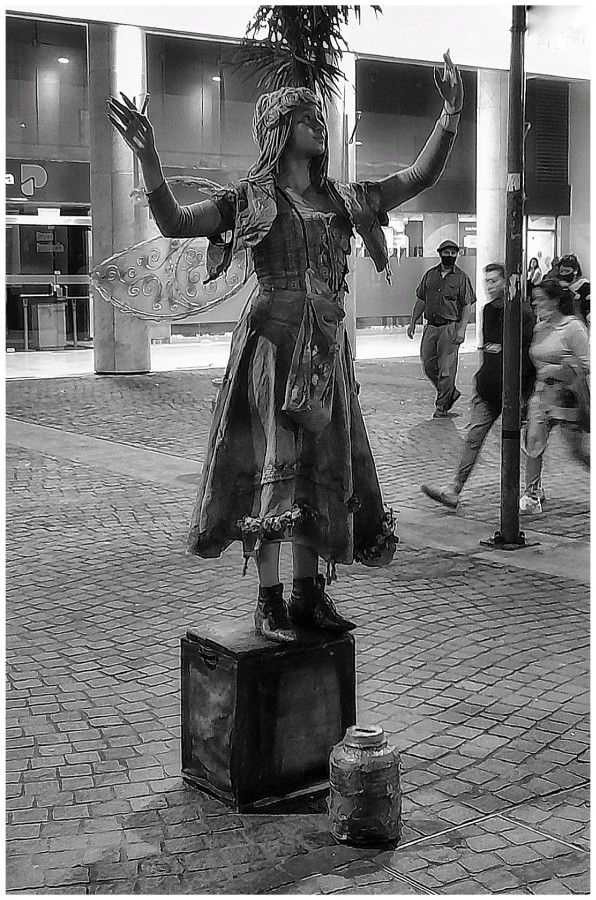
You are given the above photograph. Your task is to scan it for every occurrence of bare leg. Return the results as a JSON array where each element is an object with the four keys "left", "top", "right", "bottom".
[
  {"left": 292, "top": 543, "right": 318, "bottom": 580},
  {"left": 256, "top": 542, "right": 281, "bottom": 587}
]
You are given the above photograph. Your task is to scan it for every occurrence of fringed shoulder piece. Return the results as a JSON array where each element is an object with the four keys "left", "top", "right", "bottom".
[
  {"left": 329, "top": 179, "right": 391, "bottom": 280},
  {"left": 205, "top": 178, "right": 278, "bottom": 283}
]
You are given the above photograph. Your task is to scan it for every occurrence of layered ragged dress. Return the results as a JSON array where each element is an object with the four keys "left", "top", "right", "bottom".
[{"left": 147, "top": 117, "right": 457, "bottom": 577}]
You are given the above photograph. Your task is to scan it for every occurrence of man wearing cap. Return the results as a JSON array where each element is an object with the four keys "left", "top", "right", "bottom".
[{"left": 407, "top": 239, "right": 476, "bottom": 417}]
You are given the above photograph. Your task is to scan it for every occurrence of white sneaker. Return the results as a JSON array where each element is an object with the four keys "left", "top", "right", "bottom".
[{"left": 520, "top": 495, "right": 542, "bottom": 515}]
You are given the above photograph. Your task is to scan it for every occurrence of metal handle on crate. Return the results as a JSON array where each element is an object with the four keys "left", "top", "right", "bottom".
[{"left": 198, "top": 648, "right": 219, "bottom": 670}]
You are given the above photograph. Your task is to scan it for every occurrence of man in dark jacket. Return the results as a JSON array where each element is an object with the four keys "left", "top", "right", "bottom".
[
  {"left": 421, "top": 262, "right": 536, "bottom": 509},
  {"left": 407, "top": 239, "right": 476, "bottom": 417}
]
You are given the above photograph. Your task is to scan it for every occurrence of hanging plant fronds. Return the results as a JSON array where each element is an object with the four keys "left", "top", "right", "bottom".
[{"left": 234, "top": 6, "right": 382, "bottom": 105}]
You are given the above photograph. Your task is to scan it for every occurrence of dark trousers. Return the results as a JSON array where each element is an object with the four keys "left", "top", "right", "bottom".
[{"left": 420, "top": 322, "right": 460, "bottom": 412}]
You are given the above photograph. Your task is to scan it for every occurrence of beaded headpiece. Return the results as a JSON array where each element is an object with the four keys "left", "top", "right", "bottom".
[{"left": 247, "top": 86, "right": 328, "bottom": 185}]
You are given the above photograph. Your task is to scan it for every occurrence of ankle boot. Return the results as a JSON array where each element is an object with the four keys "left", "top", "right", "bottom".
[
  {"left": 288, "top": 575, "right": 356, "bottom": 632},
  {"left": 254, "top": 584, "right": 296, "bottom": 643}
]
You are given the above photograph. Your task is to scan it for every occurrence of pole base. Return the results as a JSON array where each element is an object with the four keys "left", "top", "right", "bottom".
[{"left": 480, "top": 530, "right": 540, "bottom": 551}]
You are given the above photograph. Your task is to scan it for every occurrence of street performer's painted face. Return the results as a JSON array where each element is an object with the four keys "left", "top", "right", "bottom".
[
  {"left": 248, "top": 87, "right": 329, "bottom": 186},
  {"left": 287, "top": 104, "right": 327, "bottom": 158}
]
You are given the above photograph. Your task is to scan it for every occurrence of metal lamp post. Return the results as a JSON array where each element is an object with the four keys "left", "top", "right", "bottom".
[{"left": 491, "top": 4, "right": 528, "bottom": 549}]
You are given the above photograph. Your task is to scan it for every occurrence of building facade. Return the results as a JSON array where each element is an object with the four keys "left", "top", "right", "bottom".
[{"left": 5, "top": 6, "right": 590, "bottom": 359}]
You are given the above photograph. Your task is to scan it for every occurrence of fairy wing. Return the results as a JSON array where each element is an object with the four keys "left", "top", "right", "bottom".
[
  {"left": 92, "top": 235, "right": 254, "bottom": 322},
  {"left": 91, "top": 176, "right": 255, "bottom": 322}
]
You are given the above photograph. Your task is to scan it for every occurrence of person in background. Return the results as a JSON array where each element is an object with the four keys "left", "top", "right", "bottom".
[
  {"left": 520, "top": 279, "right": 590, "bottom": 514},
  {"left": 407, "top": 239, "right": 475, "bottom": 418},
  {"left": 527, "top": 256, "right": 542, "bottom": 297},
  {"left": 556, "top": 254, "right": 590, "bottom": 326},
  {"left": 420, "top": 263, "right": 535, "bottom": 509}
]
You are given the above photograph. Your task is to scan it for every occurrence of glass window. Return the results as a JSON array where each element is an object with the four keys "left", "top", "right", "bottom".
[
  {"left": 527, "top": 215, "right": 557, "bottom": 231},
  {"left": 146, "top": 34, "right": 261, "bottom": 184},
  {"left": 6, "top": 17, "right": 88, "bottom": 161},
  {"left": 355, "top": 58, "right": 476, "bottom": 215}
]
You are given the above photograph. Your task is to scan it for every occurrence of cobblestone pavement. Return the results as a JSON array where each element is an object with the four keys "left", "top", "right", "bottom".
[{"left": 5, "top": 353, "right": 590, "bottom": 894}]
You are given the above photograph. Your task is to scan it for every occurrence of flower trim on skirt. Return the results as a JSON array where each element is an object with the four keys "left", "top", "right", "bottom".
[{"left": 237, "top": 503, "right": 398, "bottom": 581}]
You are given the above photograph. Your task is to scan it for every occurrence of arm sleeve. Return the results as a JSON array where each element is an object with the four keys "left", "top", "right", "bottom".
[
  {"left": 146, "top": 180, "right": 233, "bottom": 238},
  {"left": 375, "top": 118, "right": 458, "bottom": 213},
  {"left": 415, "top": 274, "right": 427, "bottom": 302},
  {"left": 564, "top": 320, "right": 590, "bottom": 374},
  {"left": 522, "top": 304, "right": 536, "bottom": 348}
]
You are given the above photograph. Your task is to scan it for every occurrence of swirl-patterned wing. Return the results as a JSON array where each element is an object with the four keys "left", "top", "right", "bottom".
[
  {"left": 91, "top": 175, "right": 255, "bottom": 321},
  {"left": 92, "top": 235, "right": 254, "bottom": 321}
]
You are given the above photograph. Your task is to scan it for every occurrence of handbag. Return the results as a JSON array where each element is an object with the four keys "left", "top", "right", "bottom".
[
  {"left": 561, "top": 325, "right": 590, "bottom": 433},
  {"left": 561, "top": 359, "right": 590, "bottom": 433}
]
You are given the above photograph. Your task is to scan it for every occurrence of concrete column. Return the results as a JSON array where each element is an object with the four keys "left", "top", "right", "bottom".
[
  {"left": 328, "top": 53, "right": 358, "bottom": 353},
  {"left": 476, "top": 69, "right": 509, "bottom": 344},
  {"left": 88, "top": 23, "right": 151, "bottom": 374}
]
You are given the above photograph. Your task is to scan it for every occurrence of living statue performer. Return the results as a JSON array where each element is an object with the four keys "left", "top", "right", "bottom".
[{"left": 105, "top": 51, "right": 464, "bottom": 643}]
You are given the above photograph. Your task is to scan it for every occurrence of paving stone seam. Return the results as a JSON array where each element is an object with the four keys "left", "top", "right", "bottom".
[
  {"left": 390, "top": 780, "right": 590, "bottom": 855},
  {"left": 375, "top": 862, "right": 438, "bottom": 895},
  {"left": 6, "top": 417, "right": 198, "bottom": 470},
  {"left": 396, "top": 812, "right": 503, "bottom": 851},
  {"left": 493, "top": 812, "right": 589, "bottom": 854}
]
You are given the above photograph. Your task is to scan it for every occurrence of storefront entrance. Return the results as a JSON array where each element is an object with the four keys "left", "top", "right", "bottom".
[
  {"left": 526, "top": 215, "right": 558, "bottom": 279},
  {"left": 6, "top": 158, "right": 92, "bottom": 352},
  {"left": 6, "top": 215, "right": 91, "bottom": 350}
]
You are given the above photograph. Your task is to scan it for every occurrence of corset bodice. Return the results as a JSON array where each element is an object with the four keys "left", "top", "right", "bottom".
[{"left": 251, "top": 188, "right": 352, "bottom": 295}]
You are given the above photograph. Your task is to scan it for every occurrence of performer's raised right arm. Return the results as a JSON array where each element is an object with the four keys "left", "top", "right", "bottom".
[
  {"left": 107, "top": 92, "right": 224, "bottom": 238},
  {"left": 145, "top": 182, "right": 223, "bottom": 239}
]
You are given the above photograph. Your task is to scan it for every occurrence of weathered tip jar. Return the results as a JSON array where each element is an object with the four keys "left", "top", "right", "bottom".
[{"left": 328, "top": 725, "right": 402, "bottom": 847}]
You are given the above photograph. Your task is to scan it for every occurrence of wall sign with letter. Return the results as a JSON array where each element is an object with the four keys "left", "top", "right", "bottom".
[{"left": 5, "top": 159, "right": 90, "bottom": 204}]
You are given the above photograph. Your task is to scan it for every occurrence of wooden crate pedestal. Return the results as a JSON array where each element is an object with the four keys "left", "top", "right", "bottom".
[{"left": 181, "top": 621, "right": 356, "bottom": 811}]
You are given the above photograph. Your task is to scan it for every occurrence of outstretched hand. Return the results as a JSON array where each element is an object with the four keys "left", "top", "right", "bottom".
[
  {"left": 106, "top": 93, "right": 155, "bottom": 158},
  {"left": 434, "top": 50, "right": 464, "bottom": 115}
]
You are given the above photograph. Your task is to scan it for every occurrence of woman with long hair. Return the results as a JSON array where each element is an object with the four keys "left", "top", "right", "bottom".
[
  {"left": 520, "top": 279, "right": 590, "bottom": 514},
  {"left": 526, "top": 256, "right": 542, "bottom": 298},
  {"left": 106, "top": 55, "right": 463, "bottom": 642}
]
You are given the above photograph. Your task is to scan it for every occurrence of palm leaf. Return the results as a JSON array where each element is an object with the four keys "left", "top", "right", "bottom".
[{"left": 234, "top": 5, "right": 381, "bottom": 105}]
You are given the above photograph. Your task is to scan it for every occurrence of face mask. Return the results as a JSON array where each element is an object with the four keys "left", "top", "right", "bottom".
[
  {"left": 559, "top": 272, "right": 574, "bottom": 283},
  {"left": 440, "top": 254, "right": 457, "bottom": 268}
]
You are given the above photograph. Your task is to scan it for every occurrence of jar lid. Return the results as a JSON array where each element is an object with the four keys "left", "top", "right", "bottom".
[{"left": 344, "top": 725, "right": 386, "bottom": 748}]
